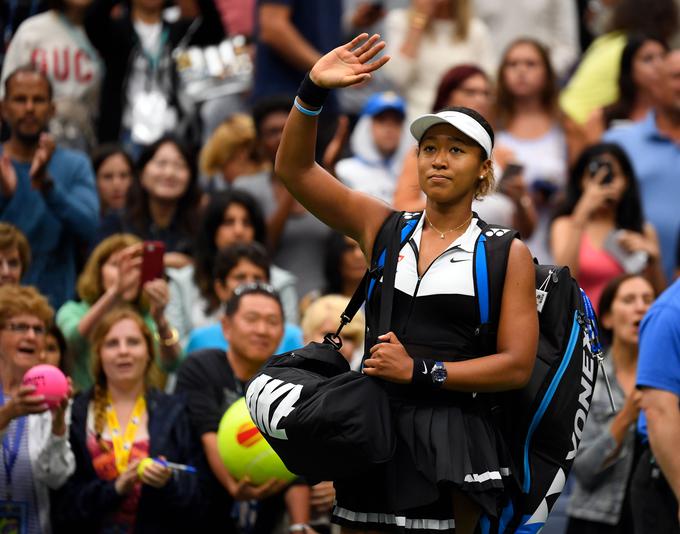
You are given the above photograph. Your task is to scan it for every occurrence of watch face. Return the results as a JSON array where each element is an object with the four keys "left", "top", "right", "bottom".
[{"left": 432, "top": 363, "right": 447, "bottom": 384}]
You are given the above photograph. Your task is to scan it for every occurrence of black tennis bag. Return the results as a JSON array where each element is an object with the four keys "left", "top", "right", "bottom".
[
  {"left": 244, "top": 213, "right": 407, "bottom": 482},
  {"left": 470, "top": 223, "right": 604, "bottom": 534}
]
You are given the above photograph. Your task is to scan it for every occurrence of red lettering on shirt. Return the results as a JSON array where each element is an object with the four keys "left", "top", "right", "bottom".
[
  {"left": 52, "top": 48, "right": 70, "bottom": 81},
  {"left": 30, "top": 49, "right": 48, "bottom": 73},
  {"left": 74, "top": 50, "right": 93, "bottom": 83}
]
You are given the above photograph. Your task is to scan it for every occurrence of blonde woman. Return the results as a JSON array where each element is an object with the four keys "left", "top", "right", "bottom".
[
  {"left": 199, "top": 113, "right": 269, "bottom": 186},
  {"left": 57, "top": 234, "right": 182, "bottom": 391},
  {"left": 52, "top": 307, "right": 201, "bottom": 533},
  {"left": 0, "top": 285, "right": 74, "bottom": 534},
  {"left": 383, "top": 0, "right": 494, "bottom": 121},
  {"left": 0, "top": 223, "right": 31, "bottom": 286}
]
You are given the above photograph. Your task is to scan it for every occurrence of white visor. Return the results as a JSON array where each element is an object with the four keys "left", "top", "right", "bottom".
[{"left": 410, "top": 110, "right": 493, "bottom": 159}]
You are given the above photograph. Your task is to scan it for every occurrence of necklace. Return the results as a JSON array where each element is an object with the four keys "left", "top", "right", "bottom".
[{"left": 424, "top": 211, "right": 473, "bottom": 239}]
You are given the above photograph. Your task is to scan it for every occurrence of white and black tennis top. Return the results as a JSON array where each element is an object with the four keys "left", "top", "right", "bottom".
[{"left": 368, "top": 213, "right": 485, "bottom": 363}]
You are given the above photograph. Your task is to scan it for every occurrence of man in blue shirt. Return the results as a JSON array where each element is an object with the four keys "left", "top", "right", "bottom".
[
  {"left": 603, "top": 50, "right": 680, "bottom": 282},
  {"left": 0, "top": 66, "right": 98, "bottom": 307},
  {"left": 631, "top": 278, "right": 680, "bottom": 533}
]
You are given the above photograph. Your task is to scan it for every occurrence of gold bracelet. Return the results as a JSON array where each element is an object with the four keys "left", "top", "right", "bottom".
[
  {"left": 155, "top": 327, "right": 179, "bottom": 347},
  {"left": 409, "top": 10, "right": 429, "bottom": 30}
]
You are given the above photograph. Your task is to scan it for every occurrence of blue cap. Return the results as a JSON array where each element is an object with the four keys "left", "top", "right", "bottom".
[{"left": 361, "top": 92, "right": 406, "bottom": 118}]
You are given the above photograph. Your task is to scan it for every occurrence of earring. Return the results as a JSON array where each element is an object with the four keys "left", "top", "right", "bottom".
[{"left": 479, "top": 175, "right": 485, "bottom": 180}]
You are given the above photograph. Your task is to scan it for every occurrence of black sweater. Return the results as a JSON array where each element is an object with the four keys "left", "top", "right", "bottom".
[{"left": 84, "top": 0, "right": 224, "bottom": 143}]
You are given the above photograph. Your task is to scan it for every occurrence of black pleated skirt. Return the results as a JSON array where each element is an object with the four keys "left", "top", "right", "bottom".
[{"left": 332, "top": 391, "right": 513, "bottom": 533}]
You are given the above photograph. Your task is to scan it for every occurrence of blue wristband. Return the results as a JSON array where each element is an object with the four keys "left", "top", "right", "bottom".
[{"left": 294, "top": 97, "right": 323, "bottom": 117}]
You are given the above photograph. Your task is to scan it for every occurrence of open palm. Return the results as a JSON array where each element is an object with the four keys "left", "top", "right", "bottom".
[{"left": 310, "top": 33, "right": 390, "bottom": 89}]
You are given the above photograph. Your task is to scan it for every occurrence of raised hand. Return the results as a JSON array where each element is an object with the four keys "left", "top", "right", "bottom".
[
  {"left": 309, "top": 33, "right": 390, "bottom": 90},
  {"left": 29, "top": 133, "right": 56, "bottom": 188}
]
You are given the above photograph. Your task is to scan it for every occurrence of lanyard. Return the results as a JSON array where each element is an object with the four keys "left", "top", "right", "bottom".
[
  {"left": 0, "top": 384, "right": 26, "bottom": 501},
  {"left": 140, "top": 27, "right": 169, "bottom": 76},
  {"left": 106, "top": 394, "right": 146, "bottom": 475}
]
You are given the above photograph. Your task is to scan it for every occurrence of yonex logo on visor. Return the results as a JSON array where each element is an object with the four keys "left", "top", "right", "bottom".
[{"left": 410, "top": 110, "right": 493, "bottom": 159}]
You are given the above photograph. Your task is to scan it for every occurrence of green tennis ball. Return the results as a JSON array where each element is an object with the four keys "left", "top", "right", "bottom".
[
  {"left": 217, "top": 397, "right": 296, "bottom": 485},
  {"left": 137, "top": 457, "right": 155, "bottom": 478}
]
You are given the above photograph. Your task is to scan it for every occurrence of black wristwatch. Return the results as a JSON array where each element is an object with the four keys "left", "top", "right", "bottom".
[{"left": 431, "top": 361, "right": 447, "bottom": 386}]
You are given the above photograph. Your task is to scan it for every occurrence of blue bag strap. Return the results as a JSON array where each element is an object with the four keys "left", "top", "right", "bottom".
[{"left": 475, "top": 234, "right": 490, "bottom": 324}]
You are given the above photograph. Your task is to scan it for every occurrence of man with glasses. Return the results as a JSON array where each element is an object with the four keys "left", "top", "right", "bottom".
[
  {"left": 0, "top": 284, "right": 74, "bottom": 534},
  {"left": 176, "top": 282, "right": 313, "bottom": 533}
]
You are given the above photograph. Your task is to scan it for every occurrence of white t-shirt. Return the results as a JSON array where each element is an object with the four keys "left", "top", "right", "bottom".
[{"left": 0, "top": 11, "right": 102, "bottom": 116}]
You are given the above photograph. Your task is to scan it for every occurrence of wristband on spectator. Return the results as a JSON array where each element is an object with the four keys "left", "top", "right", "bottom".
[
  {"left": 296, "top": 71, "right": 329, "bottom": 109},
  {"left": 412, "top": 357, "right": 436, "bottom": 387},
  {"left": 294, "top": 97, "right": 323, "bottom": 117}
]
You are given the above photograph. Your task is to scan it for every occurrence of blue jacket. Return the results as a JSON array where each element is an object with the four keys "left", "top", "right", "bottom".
[
  {"left": 52, "top": 388, "right": 205, "bottom": 533},
  {"left": 0, "top": 146, "right": 98, "bottom": 307}
]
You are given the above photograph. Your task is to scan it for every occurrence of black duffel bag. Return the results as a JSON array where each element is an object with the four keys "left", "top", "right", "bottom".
[{"left": 245, "top": 214, "right": 404, "bottom": 482}]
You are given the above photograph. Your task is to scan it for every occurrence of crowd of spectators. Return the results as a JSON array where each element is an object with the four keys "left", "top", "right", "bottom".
[{"left": 1, "top": 0, "right": 680, "bottom": 532}]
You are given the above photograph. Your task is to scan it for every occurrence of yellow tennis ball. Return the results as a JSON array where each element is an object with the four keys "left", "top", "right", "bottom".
[
  {"left": 217, "top": 397, "right": 296, "bottom": 485},
  {"left": 137, "top": 457, "right": 155, "bottom": 478}
]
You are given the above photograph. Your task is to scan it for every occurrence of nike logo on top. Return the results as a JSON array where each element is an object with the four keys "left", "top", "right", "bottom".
[
  {"left": 450, "top": 257, "right": 471, "bottom": 263},
  {"left": 421, "top": 361, "right": 428, "bottom": 374}
]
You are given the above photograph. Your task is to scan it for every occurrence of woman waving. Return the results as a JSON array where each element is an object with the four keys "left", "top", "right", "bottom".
[{"left": 276, "top": 34, "right": 538, "bottom": 534}]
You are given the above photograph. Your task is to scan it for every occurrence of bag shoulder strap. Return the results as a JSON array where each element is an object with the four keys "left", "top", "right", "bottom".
[
  {"left": 473, "top": 220, "right": 519, "bottom": 328},
  {"left": 329, "top": 211, "right": 420, "bottom": 346}
]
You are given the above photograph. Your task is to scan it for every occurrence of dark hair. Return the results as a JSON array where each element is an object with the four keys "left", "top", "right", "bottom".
[
  {"left": 432, "top": 105, "right": 495, "bottom": 158},
  {"left": 251, "top": 95, "right": 294, "bottom": 136},
  {"left": 324, "top": 232, "right": 354, "bottom": 294},
  {"left": 125, "top": 135, "right": 201, "bottom": 241},
  {"left": 91, "top": 143, "right": 134, "bottom": 176},
  {"left": 603, "top": 35, "right": 669, "bottom": 126},
  {"left": 554, "top": 143, "right": 645, "bottom": 232},
  {"left": 224, "top": 282, "right": 282, "bottom": 318},
  {"left": 432, "top": 64, "right": 488, "bottom": 113},
  {"left": 4, "top": 65, "right": 53, "bottom": 100},
  {"left": 495, "top": 38, "right": 558, "bottom": 127},
  {"left": 609, "top": 0, "right": 678, "bottom": 41},
  {"left": 598, "top": 273, "right": 655, "bottom": 345},
  {"left": 206, "top": 243, "right": 271, "bottom": 315},
  {"left": 193, "top": 190, "right": 267, "bottom": 306},
  {"left": 46, "top": 323, "right": 71, "bottom": 377}
]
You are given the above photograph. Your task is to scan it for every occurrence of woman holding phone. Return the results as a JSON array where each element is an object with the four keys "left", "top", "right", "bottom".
[
  {"left": 275, "top": 34, "right": 538, "bottom": 534},
  {"left": 550, "top": 143, "right": 665, "bottom": 311},
  {"left": 57, "top": 234, "right": 182, "bottom": 391}
]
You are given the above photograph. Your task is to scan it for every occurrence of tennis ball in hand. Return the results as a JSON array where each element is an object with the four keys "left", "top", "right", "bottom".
[
  {"left": 137, "top": 458, "right": 155, "bottom": 478},
  {"left": 217, "top": 397, "right": 295, "bottom": 485},
  {"left": 22, "top": 364, "right": 68, "bottom": 408}
]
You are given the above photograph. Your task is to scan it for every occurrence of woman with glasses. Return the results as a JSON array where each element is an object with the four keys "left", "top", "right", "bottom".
[{"left": 0, "top": 284, "right": 74, "bottom": 534}]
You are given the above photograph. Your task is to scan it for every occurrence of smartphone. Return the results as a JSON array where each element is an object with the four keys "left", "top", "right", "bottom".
[
  {"left": 603, "top": 230, "right": 648, "bottom": 274},
  {"left": 501, "top": 163, "right": 524, "bottom": 182},
  {"left": 588, "top": 159, "right": 614, "bottom": 185},
  {"left": 140, "top": 241, "right": 165, "bottom": 285}
]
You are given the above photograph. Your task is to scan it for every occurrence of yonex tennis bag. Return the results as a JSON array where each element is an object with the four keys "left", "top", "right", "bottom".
[
  {"left": 244, "top": 213, "right": 409, "bottom": 482},
  {"left": 473, "top": 223, "right": 603, "bottom": 534}
]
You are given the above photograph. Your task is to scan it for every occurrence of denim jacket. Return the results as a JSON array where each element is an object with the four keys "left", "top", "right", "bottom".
[{"left": 567, "top": 352, "right": 636, "bottom": 525}]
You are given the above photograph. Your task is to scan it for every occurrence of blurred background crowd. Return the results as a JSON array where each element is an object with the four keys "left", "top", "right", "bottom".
[{"left": 0, "top": 0, "right": 680, "bottom": 532}]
